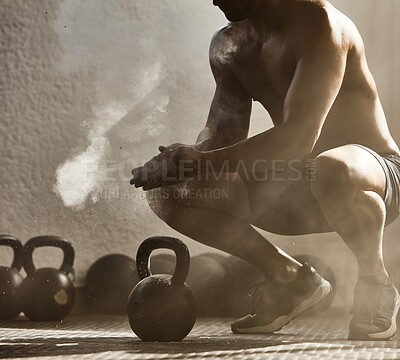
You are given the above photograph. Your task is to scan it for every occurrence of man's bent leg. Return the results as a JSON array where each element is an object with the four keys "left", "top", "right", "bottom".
[
  {"left": 311, "top": 144, "right": 400, "bottom": 340},
  {"left": 147, "top": 173, "right": 303, "bottom": 284},
  {"left": 147, "top": 172, "right": 332, "bottom": 333},
  {"left": 312, "top": 145, "right": 387, "bottom": 283}
]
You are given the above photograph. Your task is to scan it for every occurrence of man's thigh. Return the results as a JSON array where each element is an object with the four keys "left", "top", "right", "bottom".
[
  {"left": 314, "top": 144, "right": 386, "bottom": 200},
  {"left": 147, "top": 172, "right": 252, "bottom": 221},
  {"left": 242, "top": 161, "right": 332, "bottom": 236},
  {"left": 245, "top": 144, "right": 387, "bottom": 235},
  {"left": 148, "top": 144, "right": 386, "bottom": 235},
  {"left": 148, "top": 165, "right": 331, "bottom": 235}
]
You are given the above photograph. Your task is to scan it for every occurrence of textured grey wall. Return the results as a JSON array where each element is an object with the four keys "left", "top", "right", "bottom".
[
  {"left": 1, "top": 0, "right": 400, "bottom": 309},
  {"left": 1, "top": 0, "right": 225, "bottom": 283}
]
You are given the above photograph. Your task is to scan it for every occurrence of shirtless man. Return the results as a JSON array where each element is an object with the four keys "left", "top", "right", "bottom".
[{"left": 131, "top": 0, "right": 400, "bottom": 340}]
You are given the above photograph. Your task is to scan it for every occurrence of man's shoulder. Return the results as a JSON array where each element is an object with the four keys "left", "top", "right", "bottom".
[
  {"left": 286, "top": 0, "right": 347, "bottom": 50},
  {"left": 211, "top": 22, "right": 250, "bottom": 40},
  {"left": 289, "top": 0, "right": 365, "bottom": 58},
  {"left": 209, "top": 22, "right": 253, "bottom": 67},
  {"left": 289, "top": 0, "right": 328, "bottom": 15},
  {"left": 287, "top": 0, "right": 331, "bottom": 31}
]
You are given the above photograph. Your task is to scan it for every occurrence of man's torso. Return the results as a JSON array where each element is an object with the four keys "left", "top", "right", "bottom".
[{"left": 210, "top": 0, "right": 399, "bottom": 156}]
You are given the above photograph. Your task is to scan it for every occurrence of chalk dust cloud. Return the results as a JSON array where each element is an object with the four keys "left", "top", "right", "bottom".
[
  {"left": 54, "top": 62, "right": 165, "bottom": 209},
  {"left": 52, "top": 0, "right": 224, "bottom": 214}
]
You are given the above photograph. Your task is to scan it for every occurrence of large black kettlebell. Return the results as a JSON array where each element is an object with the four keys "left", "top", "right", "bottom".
[
  {"left": 0, "top": 235, "right": 23, "bottom": 320},
  {"left": 127, "top": 236, "right": 197, "bottom": 342},
  {"left": 20, "top": 236, "right": 75, "bottom": 321}
]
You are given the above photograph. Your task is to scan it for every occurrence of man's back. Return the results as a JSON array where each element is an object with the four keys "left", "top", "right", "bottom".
[{"left": 210, "top": 0, "right": 399, "bottom": 156}]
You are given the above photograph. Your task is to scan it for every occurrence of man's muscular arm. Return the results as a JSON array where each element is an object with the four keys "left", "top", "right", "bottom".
[
  {"left": 158, "top": 27, "right": 251, "bottom": 153},
  {"left": 195, "top": 27, "right": 252, "bottom": 151},
  {"left": 202, "top": 10, "right": 347, "bottom": 172},
  {"left": 131, "top": 27, "right": 252, "bottom": 189}
]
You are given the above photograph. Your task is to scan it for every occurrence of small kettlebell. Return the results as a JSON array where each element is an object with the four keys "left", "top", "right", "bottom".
[
  {"left": 0, "top": 235, "right": 23, "bottom": 320},
  {"left": 20, "top": 236, "right": 75, "bottom": 321},
  {"left": 127, "top": 236, "right": 197, "bottom": 342}
]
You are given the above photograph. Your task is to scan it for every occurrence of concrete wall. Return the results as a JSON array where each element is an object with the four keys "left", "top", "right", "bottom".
[{"left": 1, "top": 0, "right": 400, "bottom": 308}]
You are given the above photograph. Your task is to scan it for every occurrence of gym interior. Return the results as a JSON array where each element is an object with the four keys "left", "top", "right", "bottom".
[{"left": 1, "top": 0, "right": 400, "bottom": 358}]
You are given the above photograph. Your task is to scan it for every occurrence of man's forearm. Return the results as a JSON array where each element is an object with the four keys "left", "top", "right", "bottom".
[
  {"left": 194, "top": 125, "right": 249, "bottom": 152},
  {"left": 200, "top": 123, "right": 314, "bottom": 174}
]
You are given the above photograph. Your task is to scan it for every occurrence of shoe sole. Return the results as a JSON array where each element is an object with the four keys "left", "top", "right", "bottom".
[
  {"left": 233, "top": 279, "right": 332, "bottom": 334},
  {"left": 348, "top": 287, "right": 400, "bottom": 341}
]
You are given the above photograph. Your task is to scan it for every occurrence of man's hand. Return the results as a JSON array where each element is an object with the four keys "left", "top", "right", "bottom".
[
  {"left": 157, "top": 143, "right": 183, "bottom": 152},
  {"left": 130, "top": 145, "right": 203, "bottom": 190}
]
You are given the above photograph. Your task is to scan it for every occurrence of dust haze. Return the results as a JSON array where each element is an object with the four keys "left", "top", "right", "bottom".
[{"left": 50, "top": 1, "right": 270, "bottom": 212}]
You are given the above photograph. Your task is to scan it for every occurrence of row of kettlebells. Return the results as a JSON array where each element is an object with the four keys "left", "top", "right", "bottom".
[{"left": 0, "top": 234, "right": 75, "bottom": 321}]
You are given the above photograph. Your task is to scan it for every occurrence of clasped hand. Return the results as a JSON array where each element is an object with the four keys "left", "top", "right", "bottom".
[{"left": 130, "top": 144, "right": 202, "bottom": 190}]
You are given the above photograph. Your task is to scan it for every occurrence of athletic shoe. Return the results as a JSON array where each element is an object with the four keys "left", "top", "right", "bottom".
[
  {"left": 231, "top": 262, "right": 332, "bottom": 333},
  {"left": 348, "top": 276, "right": 400, "bottom": 340}
]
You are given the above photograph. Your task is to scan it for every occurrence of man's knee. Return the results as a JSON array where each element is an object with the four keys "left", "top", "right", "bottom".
[{"left": 311, "top": 151, "right": 355, "bottom": 201}]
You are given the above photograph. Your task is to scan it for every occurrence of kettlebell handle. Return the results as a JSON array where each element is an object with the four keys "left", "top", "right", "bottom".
[
  {"left": 23, "top": 235, "right": 75, "bottom": 276},
  {"left": 0, "top": 235, "right": 23, "bottom": 271},
  {"left": 136, "top": 236, "right": 190, "bottom": 286}
]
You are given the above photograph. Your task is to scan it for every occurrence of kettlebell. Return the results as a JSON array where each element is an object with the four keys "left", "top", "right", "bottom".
[
  {"left": 20, "top": 236, "right": 75, "bottom": 321},
  {"left": 127, "top": 236, "right": 197, "bottom": 342},
  {"left": 0, "top": 235, "right": 23, "bottom": 320}
]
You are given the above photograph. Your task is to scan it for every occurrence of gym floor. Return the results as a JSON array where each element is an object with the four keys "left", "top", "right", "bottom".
[{"left": 1, "top": 311, "right": 399, "bottom": 359}]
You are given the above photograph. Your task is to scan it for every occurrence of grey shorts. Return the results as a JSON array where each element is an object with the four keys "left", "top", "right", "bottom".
[{"left": 353, "top": 144, "right": 400, "bottom": 225}]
